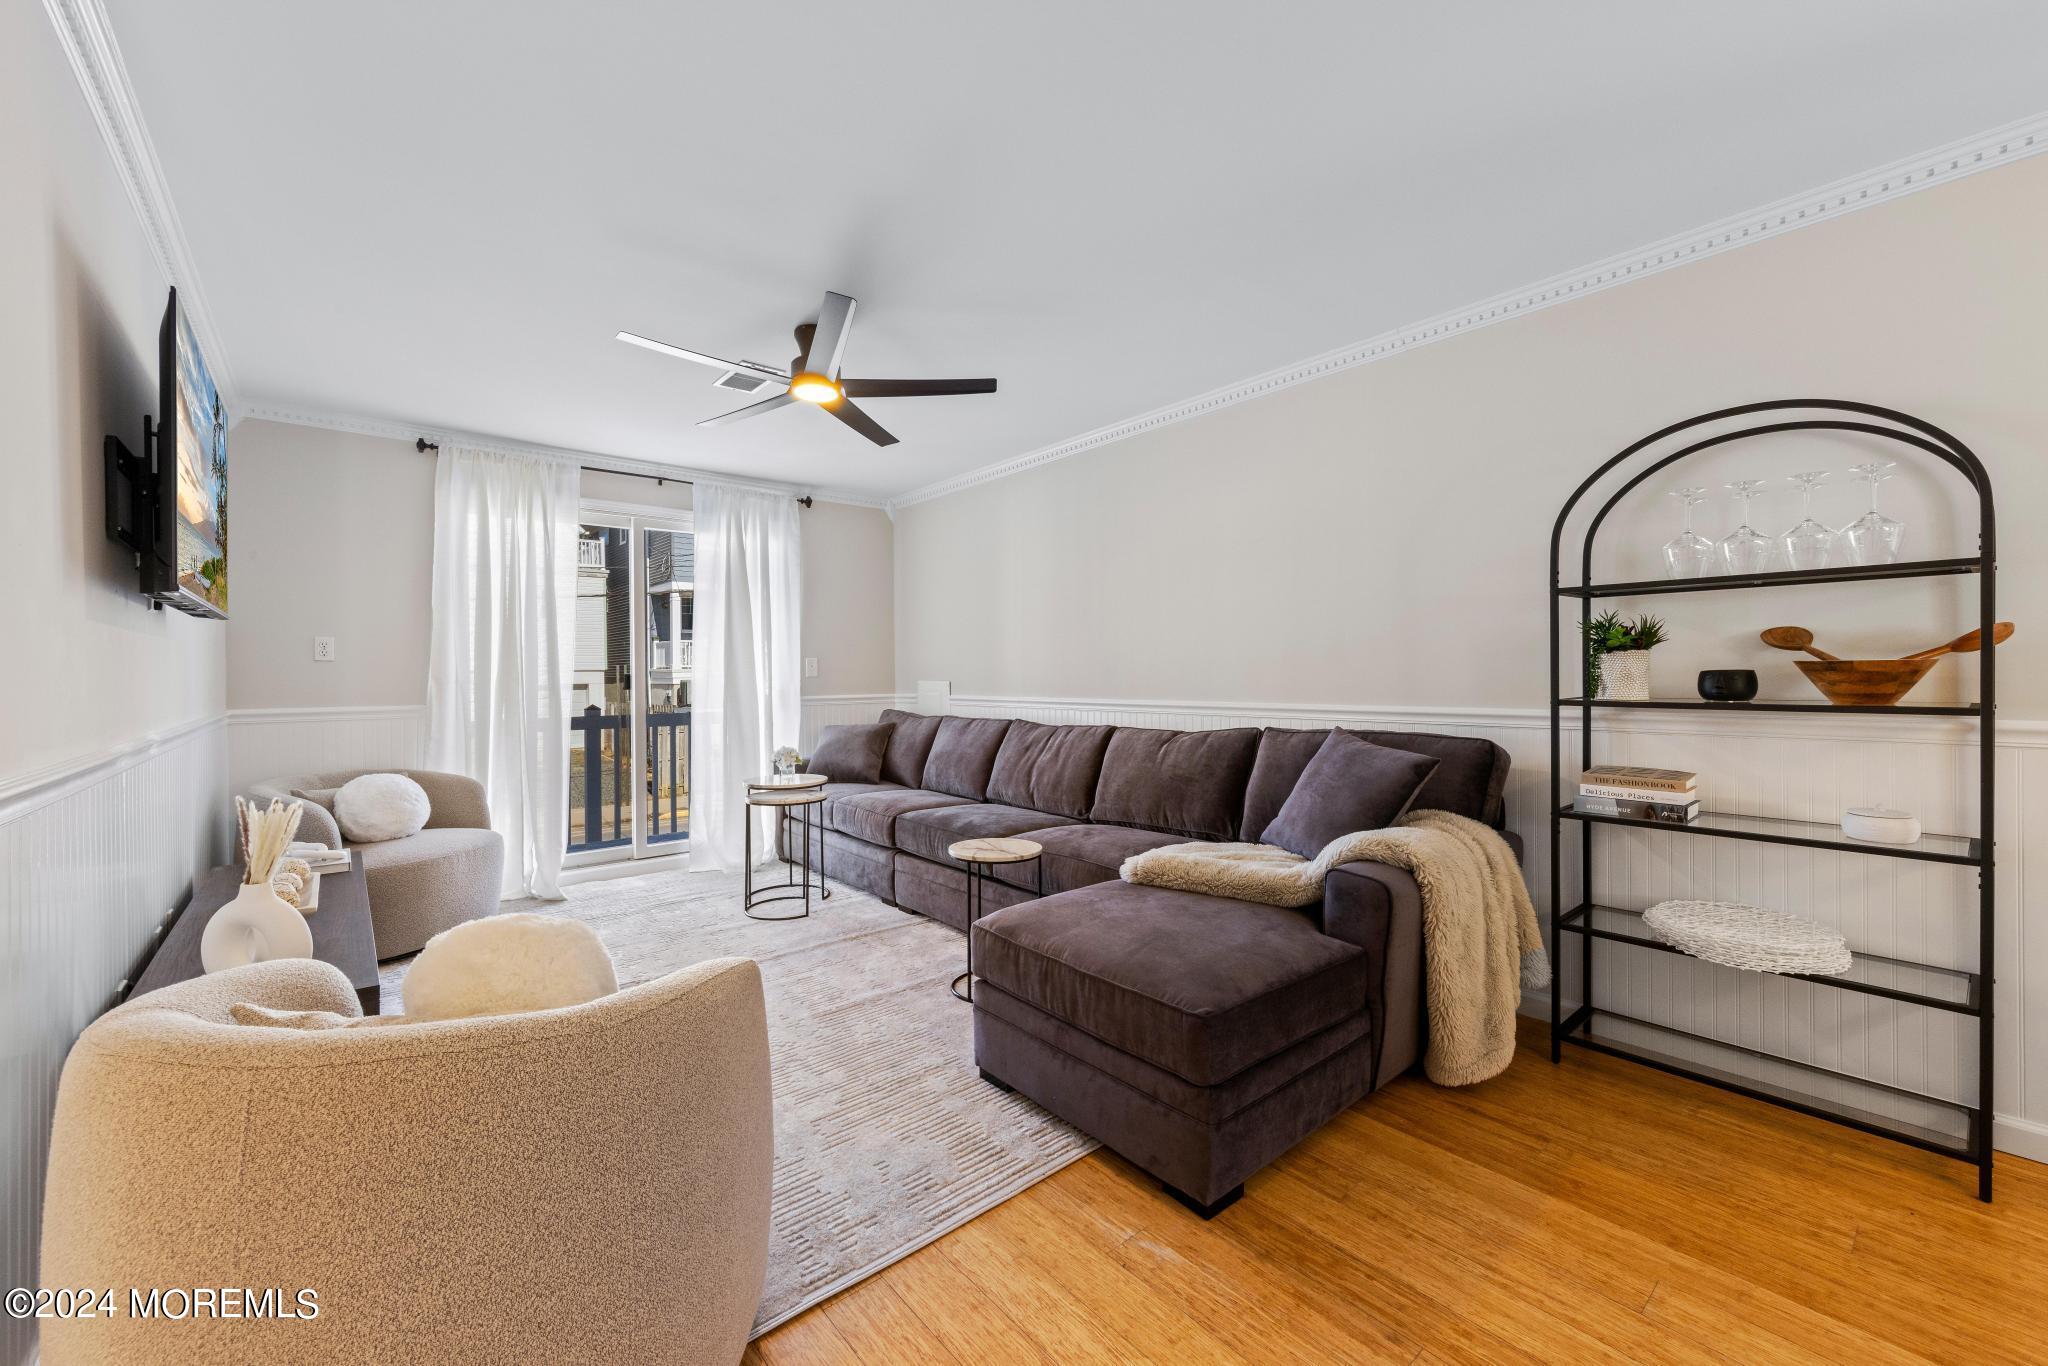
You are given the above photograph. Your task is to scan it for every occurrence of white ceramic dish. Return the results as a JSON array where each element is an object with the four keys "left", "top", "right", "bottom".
[{"left": 1841, "top": 806, "right": 1922, "bottom": 845}]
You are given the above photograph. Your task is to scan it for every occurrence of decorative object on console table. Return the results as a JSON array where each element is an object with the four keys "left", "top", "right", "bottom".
[
  {"left": 1550, "top": 399, "right": 1997, "bottom": 1202},
  {"left": 201, "top": 798, "right": 312, "bottom": 972},
  {"left": 1584, "top": 611, "right": 1668, "bottom": 700},
  {"left": 1696, "top": 669, "right": 1758, "bottom": 702},
  {"left": 1641, "top": 899, "right": 1852, "bottom": 975},
  {"left": 134, "top": 861, "right": 380, "bottom": 1013}
]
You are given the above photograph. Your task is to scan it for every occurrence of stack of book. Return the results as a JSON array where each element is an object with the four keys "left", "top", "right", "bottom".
[
  {"left": 288, "top": 840, "right": 352, "bottom": 872},
  {"left": 1574, "top": 765, "right": 1699, "bottom": 824}
]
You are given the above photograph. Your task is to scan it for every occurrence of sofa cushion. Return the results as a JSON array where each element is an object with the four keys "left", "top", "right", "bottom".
[
  {"left": 1241, "top": 729, "right": 1327, "bottom": 846},
  {"left": 1260, "top": 731, "right": 1441, "bottom": 859},
  {"left": 1242, "top": 727, "right": 1511, "bottom": 841},
  {"left": 920, "top": 717, "right": 1014, "bottom": 801},
  {"left": 824, "top": 784, "right": 971, "bottom": 848},
  {"left": 972, "top": 881, "right": 1368, "bottom": 1086},
  {"left": 990, "top": 823, "right": 1188, "bottom": 895},
  {"left": 878, "top": 709, "right": 944, "bottom": 788},
  {"left": 808, "top": 723, "right": 893, "bottom": 784},
  {"left": 1090, "top": 726, "right": 1260, "bottom": 840},
  {"left": 1349, "top": 728, "right": 1510, "bottom": 828},
  {"left": 893, "top": 803, "right": 1079, "bottom": 868},
  {"left": 985, "top": 722, "right": 1116, "bottom": 820}
]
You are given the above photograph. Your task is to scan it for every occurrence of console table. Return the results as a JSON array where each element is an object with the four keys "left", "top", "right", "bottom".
[{"left": 129, "top": 861, "right": 381, "bottom": 1014}]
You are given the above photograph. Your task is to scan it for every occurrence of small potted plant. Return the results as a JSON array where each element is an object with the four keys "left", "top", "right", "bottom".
[{"left": 1584, "top": 611, "right": 1669, "bottom": 701}]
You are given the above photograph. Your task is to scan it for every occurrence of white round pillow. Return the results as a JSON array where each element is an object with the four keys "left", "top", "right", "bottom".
[
  {"left": 401, "top": 913, "right": 618, "bottom": 1021},
  {"left": 333, "top": 772, "right": 431, "bottom": 843}
]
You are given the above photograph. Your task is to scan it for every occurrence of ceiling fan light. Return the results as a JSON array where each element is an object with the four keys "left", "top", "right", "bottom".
[{"left": 788, "top": 373, "right": 841, "bottom": 404}]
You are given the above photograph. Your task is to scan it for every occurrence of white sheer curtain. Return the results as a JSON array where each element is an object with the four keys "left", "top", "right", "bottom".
[
  {"left": 689, "top": 481, "right": 802, "bottom": 872},
  {"left": 424, "top": 446, "right": 580, "bottom": 899}
]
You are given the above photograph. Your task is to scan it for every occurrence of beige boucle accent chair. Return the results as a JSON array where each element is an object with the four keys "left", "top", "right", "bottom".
[
  {"left": 40, "top": 956, "right": 773, "bottom": 1365},
  {"left": 246, "top": 768, "right": 504, "bottom": 959}
]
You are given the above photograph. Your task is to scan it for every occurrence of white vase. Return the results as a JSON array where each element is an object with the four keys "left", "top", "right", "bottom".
[
  {"left": 1598, "top": 649, "right": 1652, "bottom": 701},
  {"left": 200, "top": 879, "right": 314, "bottom": 973}
]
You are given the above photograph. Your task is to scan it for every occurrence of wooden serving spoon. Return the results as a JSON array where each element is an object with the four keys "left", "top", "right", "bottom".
[
  {"left": 1760, "top": 626, "right": 1842, "bottom": 662},
  {"left": 1901, "top": 622, "right": 2014, "bottom": 660}
]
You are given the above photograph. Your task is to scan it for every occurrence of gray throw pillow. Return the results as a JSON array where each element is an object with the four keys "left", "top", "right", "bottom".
[
  {"left": 290, "top": 787, "right": 340, "bottom": 814},
  {"left": 807, "top": 723, "right": 894, "bottom": 784},
  {"left": 1259, "top": 731, "right": 1441, "bottom": 859}
]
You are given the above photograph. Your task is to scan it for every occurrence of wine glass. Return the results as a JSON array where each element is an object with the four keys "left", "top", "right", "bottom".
[
  {"left": 1662, "top": 487, "right": 1713, "bottom": 579},
  {"left": 1717, "top": 479, "right": 1772, "bottom": 574},
  {"left": 1844, "top": 461, "right": 1905, "bottom": 564},
  {"left": 1780, "top": 470, "right": 1836, "bottom": 571}
]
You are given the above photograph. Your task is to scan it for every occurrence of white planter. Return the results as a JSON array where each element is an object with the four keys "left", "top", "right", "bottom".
[
  {"left": 1597, "top": 649, "right": 1652, "bottom": 701},
  {"left": 200, "top": 879, "right": 315, "bottom": 973}
]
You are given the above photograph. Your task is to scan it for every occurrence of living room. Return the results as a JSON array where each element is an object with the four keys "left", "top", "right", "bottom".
[{"left": 8, "top": 1, "right": 2047, "bottom": 1361}]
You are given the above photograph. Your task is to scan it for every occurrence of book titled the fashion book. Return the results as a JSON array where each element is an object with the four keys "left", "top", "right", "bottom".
[
  {"left": 1573, "top": 794, "right": 1701, "bottom": 824},
  {"left": 1580, "top": 764, "right": 1697, "bottom": 794}
]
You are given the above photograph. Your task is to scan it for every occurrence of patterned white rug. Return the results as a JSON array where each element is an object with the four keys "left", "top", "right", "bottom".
[{"left": 377, "top": 865, "right": 1095, "bottom": 1336}]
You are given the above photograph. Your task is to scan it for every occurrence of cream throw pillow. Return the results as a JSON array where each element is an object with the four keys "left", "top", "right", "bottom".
[{"left": 333, "top": 772, "right": 431, "bottom": 843}]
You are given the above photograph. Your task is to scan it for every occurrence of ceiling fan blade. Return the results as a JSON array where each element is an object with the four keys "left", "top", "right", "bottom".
[
  {"left": 618, "top": 332, "right": 788, "bottom": 385},
  {"left": 839, "top": 377, "right": 998, "bottom": 398},
  {"left": 698, "top": 393, "right": 796, "bottom": 428},
  {"left": 807, "top": 292, "right": 856, "bottom": 378},
  {"left": 821, "top": 395, "right": 897, "bottom": 446}
]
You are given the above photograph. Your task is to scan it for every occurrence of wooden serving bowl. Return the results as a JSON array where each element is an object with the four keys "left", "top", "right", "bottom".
[{"left": 1794, "top": 658, "right": 1938, "bottom": 706}]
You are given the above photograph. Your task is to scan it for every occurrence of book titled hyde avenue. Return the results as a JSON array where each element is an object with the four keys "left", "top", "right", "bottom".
[{"left": 1572, "top": 794, "right": 1701, "bottom": 824}]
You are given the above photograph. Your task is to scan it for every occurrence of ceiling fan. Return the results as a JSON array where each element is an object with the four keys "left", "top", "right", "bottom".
[{"left": 617, "top": 291, "right": 997, "bottom": 447}]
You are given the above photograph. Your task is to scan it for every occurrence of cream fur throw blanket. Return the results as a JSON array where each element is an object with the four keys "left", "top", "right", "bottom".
[{"left": 1120, "top": 810, "right": 1548, "bottom": 1086}]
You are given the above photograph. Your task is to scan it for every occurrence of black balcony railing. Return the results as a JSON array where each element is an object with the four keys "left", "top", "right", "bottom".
[{"left": 568, "top": 706, "right": 689, "bottom": 853}]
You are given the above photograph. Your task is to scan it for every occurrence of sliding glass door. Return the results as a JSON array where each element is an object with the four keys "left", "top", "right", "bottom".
[{"left": 567, "top": 508, "right": 693, "bottom": 865}]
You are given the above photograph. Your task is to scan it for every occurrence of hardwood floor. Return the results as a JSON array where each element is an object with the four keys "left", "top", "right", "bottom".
[{"left": 748, "top": 1017, "right": 2048, "bottom": 1364}]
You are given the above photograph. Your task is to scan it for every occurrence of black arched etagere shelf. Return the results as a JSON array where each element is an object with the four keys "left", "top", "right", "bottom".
[{"left": 1548, "top": 399, "right": 1996, "bottom": 1202}]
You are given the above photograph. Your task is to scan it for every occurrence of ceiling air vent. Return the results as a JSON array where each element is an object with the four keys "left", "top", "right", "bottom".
[{"left": 714, "top": 370, "right": 772, "bottom": 393}]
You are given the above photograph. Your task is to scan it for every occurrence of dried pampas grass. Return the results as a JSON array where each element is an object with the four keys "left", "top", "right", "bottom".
[{"left": 237, "top": 796, "right": 306, "bottom": 886}]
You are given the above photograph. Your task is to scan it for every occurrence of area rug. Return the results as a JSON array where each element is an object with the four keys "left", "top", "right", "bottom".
[{"left": 376, "top": 867, "right": 1096, "bottom": 1336}]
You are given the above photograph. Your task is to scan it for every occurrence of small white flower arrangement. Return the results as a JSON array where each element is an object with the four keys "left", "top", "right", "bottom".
[{"left": 773, "top": 745, "right": 802, "bottom": 776}]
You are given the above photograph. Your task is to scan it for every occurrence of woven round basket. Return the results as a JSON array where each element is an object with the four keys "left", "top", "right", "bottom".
[{"left": 1641, "top": 900, "right": 1852, "bottom": 975}]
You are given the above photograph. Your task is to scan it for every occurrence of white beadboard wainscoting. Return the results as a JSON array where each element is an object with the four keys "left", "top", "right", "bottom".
[
  {"left": 226, "top": 704, "right": 430, "bottom": 792},
  {"left": 226, "top": 696, "right": 899, "bottom": 795},
  {"left": 0, "top": 715, "right": 229, "bottom": 1363},
  {"left": 928, "top": 691, "right": 2046, "bottom": 1163}
]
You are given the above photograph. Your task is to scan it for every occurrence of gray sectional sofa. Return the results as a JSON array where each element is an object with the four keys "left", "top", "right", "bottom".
[{"left": 803, "top": 708, "right": 1515, "bottom": 1216}]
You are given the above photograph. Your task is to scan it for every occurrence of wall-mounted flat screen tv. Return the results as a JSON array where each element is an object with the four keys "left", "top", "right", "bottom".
[{"left": 151, "top": 286, "right": 228, "bottom": 617}]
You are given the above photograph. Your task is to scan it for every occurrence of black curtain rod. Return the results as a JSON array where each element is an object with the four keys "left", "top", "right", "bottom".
[{"left": 415, "top": 438, "right": 811, "bottom": 506}]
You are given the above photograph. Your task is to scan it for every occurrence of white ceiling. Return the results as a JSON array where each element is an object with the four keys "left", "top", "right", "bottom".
[{"left": 102, "top": 0, "right": 2048, "bottom": 499}]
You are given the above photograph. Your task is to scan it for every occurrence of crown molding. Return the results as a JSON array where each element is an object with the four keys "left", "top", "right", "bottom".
[
  {"left": 233, "top": 402, "right": 871, "bottom": 502},
  {"left": 891, "top": 110, "right": 2048, "bottom": 510},
  {"left": 42, "top": 0, "right": 239, "bottom": 406}
]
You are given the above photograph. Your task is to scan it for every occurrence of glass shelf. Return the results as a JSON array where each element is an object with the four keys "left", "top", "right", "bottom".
[
  {"left": 1557, "top": 1009, "right": 1974, "bottom": 1160},
  {"left": 1556, "top": 804, "right": 1981, "bottom": 865},
  {"left": 1557, "top": 556, "right": 1982, "bottom": 600},
  {"left": 1556, "top": 696, "right": 1980, "bottom": 717},
  {"left": 1558, "top": 903, "right": 1979, "bottom": 1014}
]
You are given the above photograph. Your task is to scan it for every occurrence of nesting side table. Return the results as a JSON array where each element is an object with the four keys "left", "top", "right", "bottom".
[
  {"left": 947, "top": 837, "right": 1043, "bottom": 1002},
  {"left": 744, "top": 778, "right": 830, "bottom": 921}
]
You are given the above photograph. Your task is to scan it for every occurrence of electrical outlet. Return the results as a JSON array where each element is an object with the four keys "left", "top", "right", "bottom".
[
  {"left": 313, "top": 636, "right": 337, "bottom": 662},
  {"left": 803, "top": 656, "right": 818, "bottom": 678}
]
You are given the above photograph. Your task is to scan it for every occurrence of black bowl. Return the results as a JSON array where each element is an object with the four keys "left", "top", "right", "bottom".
[{"left": 1697, "top": 669, "right": 1759, "bottom": 703}]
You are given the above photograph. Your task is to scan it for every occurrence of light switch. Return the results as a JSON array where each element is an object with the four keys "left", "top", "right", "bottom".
[
  {"left": 313, "top": 636, "right": 337, "bottom": 662},
  {"left": 803, "top": 656, "right": 818, "bottom": 678}
]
